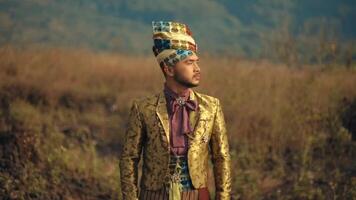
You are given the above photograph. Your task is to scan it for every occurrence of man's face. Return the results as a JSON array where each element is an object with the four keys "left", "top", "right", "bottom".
[{"left": 172, "top": 54, "right": 201, "bottom": 88}]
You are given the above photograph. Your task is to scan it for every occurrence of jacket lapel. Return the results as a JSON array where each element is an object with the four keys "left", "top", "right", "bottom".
[
  {"left": 155, "top": 89, "right": 201, "bottom": 145},
  {"left": 188, "top": 90, "right": 200, "bottom": 134},
  {"left": 156, "top": 91, "right": 170, "bottom": 144}
]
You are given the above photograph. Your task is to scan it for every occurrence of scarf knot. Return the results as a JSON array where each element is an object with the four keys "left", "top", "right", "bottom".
[{"left": 163, "top": 84, "right": 198, "bottom": 153}]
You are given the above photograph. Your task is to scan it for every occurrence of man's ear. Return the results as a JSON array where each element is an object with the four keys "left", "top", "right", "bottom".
[{"left": 163, "top": 64, "right": 174, "bottom": 77}]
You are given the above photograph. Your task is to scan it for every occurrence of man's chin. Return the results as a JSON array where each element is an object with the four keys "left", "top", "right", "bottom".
[
  {"left": 192, "top": 82, "right": 200, "bottom": 87},
  {"left": 174, "top": 75, "right": 200, "bottom": 88},
  {"left": 178, "top": 81, "right": 199, "bottom": 88},
  {"left": 186, "top": 82, "right": 199, "bottom": 88}
]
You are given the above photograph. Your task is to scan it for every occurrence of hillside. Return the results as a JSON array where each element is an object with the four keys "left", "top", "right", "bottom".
[{"left": 0, "top": 0, "right": 355, "bottom": 58}]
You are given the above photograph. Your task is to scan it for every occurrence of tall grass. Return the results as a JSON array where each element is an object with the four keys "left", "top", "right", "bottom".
[{"left": 0, "top": 46, "right": 355, "bottom": 199}]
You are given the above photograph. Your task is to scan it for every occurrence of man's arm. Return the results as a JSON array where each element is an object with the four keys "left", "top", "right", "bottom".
[
  {"left": 209, "top": 98, "right": 232, "bottom": 200},
  {"left": 119, "top": 100, "right": 145, "bottom": 200}
]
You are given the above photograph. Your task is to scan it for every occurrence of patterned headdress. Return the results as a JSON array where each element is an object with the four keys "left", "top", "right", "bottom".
[{"left": 152, "top": 21, "right": 198, "bottom": 67}]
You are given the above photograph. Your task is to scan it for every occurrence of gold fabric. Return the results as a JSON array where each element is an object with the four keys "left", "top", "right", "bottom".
[{"left": 119, "top": 90, "right": 232, "bottom": 200}]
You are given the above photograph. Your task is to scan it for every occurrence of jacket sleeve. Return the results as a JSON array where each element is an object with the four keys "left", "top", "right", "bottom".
[
  {"left": 119, "top": 100, "right": 146, "bottom": 200},
  {"left": 209, "top": 98, "right": 232, "bottom": 200}
]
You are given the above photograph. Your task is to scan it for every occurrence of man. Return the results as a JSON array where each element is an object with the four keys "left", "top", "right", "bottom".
[{"left": 119, "top": 21, "right": 232, "bottom": 200}]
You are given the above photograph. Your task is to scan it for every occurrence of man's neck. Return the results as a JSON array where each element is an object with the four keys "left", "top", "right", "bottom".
[{"left": 165, "top": 81, "right": 191, "bottom": 96}]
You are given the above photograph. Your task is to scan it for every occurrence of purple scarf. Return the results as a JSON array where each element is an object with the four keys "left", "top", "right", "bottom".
[{"left": 163, "top": 83, "right": 198, "bottom": 155}]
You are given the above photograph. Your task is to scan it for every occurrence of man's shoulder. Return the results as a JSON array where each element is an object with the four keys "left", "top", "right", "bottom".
[
  {"left": 130, "top": 90, "right": 221, "bottom": 108},
  {"left": 131, "top": 92, "right": 160, "bottom": 107},
  {"left": 194, "top": 91, "right": 219, "bottom": 105}
]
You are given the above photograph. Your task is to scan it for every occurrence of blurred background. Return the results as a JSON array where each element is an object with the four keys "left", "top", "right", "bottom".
[{"left": 0, "top": 0, "right": 355, "bottom": 199}]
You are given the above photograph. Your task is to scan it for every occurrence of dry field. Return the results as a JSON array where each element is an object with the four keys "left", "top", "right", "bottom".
[{"left": 0, "top": 46, "right": 355, "bottom": 199}]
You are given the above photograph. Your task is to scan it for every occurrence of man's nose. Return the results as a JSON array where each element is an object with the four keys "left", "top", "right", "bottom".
[{"left": 193, "top": 62, "right": 200, "bottom": 72}]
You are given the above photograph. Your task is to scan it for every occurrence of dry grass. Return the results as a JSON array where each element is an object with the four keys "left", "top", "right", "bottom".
[{"left": 0, "top": 46, "right": 355, "bottom": 199}]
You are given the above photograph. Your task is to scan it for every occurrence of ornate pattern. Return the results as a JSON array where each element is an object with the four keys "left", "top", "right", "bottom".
[
  {"left": 152, "top": 21, "right": 198, "bottom": 67},
  {"left": 152, "top": 21, "right": 192, "bottom": 36},
  {"left": 119, "top": 90, "right": 232, "bottom": 200},
  {"left": 161, "top": 49, "right": 194, "bottom": 67},
  {"left": 153, "top": 39, "right": 197, "bottom": 54}
]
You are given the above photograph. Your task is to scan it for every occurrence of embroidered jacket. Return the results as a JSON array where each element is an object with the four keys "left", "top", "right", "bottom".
[{"left": 119, "top": 90, "right": 232, "bottom": 200}]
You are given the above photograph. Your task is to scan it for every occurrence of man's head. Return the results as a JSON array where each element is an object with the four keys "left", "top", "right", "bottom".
[
  {"left": 162, "top": 53, "right": 200, "bottom": 88},
  {"left": 152, "top": 21, "right": 200, "bottom": 88}
]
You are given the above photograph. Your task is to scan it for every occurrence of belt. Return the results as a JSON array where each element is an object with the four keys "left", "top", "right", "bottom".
[{"left": 166, "top": 155, "right": 195, "bottom": 191}]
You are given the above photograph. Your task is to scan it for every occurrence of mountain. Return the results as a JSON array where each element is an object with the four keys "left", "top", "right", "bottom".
[{"left": 0, "top": 0, "right": 355, "bottom": 57}]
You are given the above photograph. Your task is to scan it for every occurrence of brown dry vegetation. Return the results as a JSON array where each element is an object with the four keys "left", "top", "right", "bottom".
[{"left": 0, "top": 46, "right": 355, "bottom": 200}]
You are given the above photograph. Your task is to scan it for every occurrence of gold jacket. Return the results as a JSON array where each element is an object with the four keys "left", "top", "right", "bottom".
[{"left": 119, "top": 90, "right": 232, "bottom": 200}]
